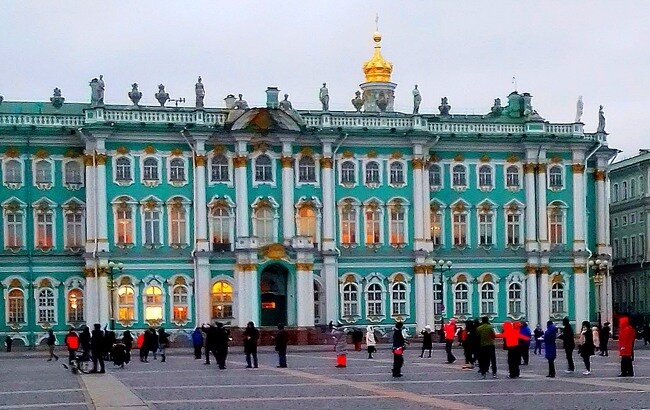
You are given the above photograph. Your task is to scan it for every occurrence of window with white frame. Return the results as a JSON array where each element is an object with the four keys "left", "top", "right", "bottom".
[
  {"left": 452, "top": 164, "right": 467, "bottom": 188},
  {"left": 391, "top": 282, "right": 407, "bottom": 316},
  {"left": 115, "top": 206, "right": 134, "bottom": 245},
  {"left": 143, "top": 157, "right": 159, "bottom": 181},
  {"left": 172, "top": 285, "right": 189, "bottom": 322},
  {"left": 211, "top": 155, "right": 230, "bottom": 182},
  {"left": 169, "top": 158, "right": 186, "bottom": 182},
  {"left": 255, "top": 207, "right": 275, "bottom": 245},
  {"left": 551, "top": 282, "right": 565, "bottom": 314},
  {"left": 452, "top": 210, "right": 468, "bottom": 247},
  {"left": 4, "top": 159, "right": 22, "bottom": 184},
  {"left": 389, "top": 205, "right": 405, "bottom": 246},
  {"left": 480, "top": 282, "right": 495, "bottom": 315},
  {"left": 478, "top": 165, "right": 492, "bottom": 188},
  {"left": 144, "top": 285, "right": 163, "bottom": 322},
  {"left": 169, "top": 204, "right": 187, "bottom": 246},
  {"left": 64, "top": 208, "right": 84, "bottom": 250},
  {"left": 255, "top": 154, "right": 273, "bottom": 182},
  {"left": 508, "top": 282, "right": 523, "bottom": 316},
  {"left": 8, "top": 288, "right": 25, "bottom": 323},
  {"left": 389, "top": 162, "right": 405, "bottom": 185},
  {"left": 622, "top": 181, "right": 628, "bottom": 200},
  {"left": 506, "top": 210, "right": 522, "bottom": 246},
  {"left": 4, "top": 206, "right": 24, "bottom": 249},
  {"left": 143, "top": 206, "right": 162, "bottom": 246},
  {"left": 211, "top": 281, "right": 233, "bottom": 319},
  {"left": 365, "top": 161, "right": 380, "bottom": 185},
  {"left": 433, "top": 283, "right": 443, "bottom": 315},
  {"left": 503, "top": 165, "right": 518, "bottom": 189},
  {"left": 454, "top": 282, "right": 469, "bottom": 315},
  {"left": 64, "top": 161, "right": 83, "bottom": 185},
  {"left": 366, "top": 283, "right": 383, "bottom": 317},
  {"left": 115, "top": 157, "right": 132, "bottom": 182},
  {"left": 341, "top": 205, "right": 357, "bottom": 246},
  {"left": 298, "top": 156, "right": 316, "bottom": 182},
  {"left": 34, "top": 160, "right": 53, "bottom": 185},
  {"left": 640, "top": 176, "right": 645, "bottom": 194},
  {"left": 549, "top": 165, "right": 563, "bottom": 189},
  {"left": 117, "top": 285, "right": 135, "bottom": 321},
  {"left": 210, "top": 206, "right": 232, "bottom": 251},
  {"left": 296, "top": 206, "right": 317, "bottom": 242},
  {"left": 340, "top": 161, "right": 356, "bottom": 185},
  {"left": 429, "top": 164, "right": 441, "bottom": 189},
  {"left": 431, "top": 206, "right": 443, "bottom": 246},
  {"left": 342, "top": 283, "right": 359, "bottom": 316},
  {"left": 640, "top": 235, "right": 645, "bottom": 258},
  {"left": 35, "top": 209, "right": 54, "bottom": 250},
  {"left": 548, "top": 205, "right": 565, "bottom": 245},
  {"left": 67, "top": 288, "right": 84, "bottom": 323},
  {"left": 37, "top": 288, "right": 56, "bottom": 323},
  {"left": 478, "top": 210, "right": 494, "bottom": 246},
  {"left": 364, "top": 205, "right": 381, "bottom": 245}
]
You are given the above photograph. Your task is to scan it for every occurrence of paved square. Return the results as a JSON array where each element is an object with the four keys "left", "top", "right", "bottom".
[{"left": 1, "top": 345, "right": 649, "bottom": 409}]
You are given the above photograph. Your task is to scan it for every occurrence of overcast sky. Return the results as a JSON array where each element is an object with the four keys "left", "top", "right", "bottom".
[{"left": 1, "top": 1, "right": 648, "bottom": 159}]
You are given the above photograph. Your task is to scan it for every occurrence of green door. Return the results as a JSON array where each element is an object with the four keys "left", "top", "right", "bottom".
[{"left": 260, "top": 264, "right": 288, "bottom": 327}]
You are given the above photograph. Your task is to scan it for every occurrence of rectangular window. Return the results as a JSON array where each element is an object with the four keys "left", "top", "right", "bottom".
[
  {"left": 431, "top": 212, "right": 442, "bottom": 246},
  {"left": 341, "top": 209, "right": 357, "bottom": 245},
  {"left": 170, "top": 208, "right": 187, "bottom": 245},
  {"left": 389, "top": 208, "right": 405, "bottom": 245},
  {"left": 144, "top": 210, "right": 161, "bottom": 245},
  {"left": 116, "top": 209, "right": 133, "bottom": 244},
  {"left": 622, "top": 237, "right": 628, "bottom": 259},
  {"left": 36, "top": 213, "right": 54, "bottom": 249},
  {"left": 6, "top": 212, "right": 24, "bottom": 248},
  {"left": 549, "top": 212, "right": 564, "bottom": 245},
  {"left": 452, "top": 213, "right": 467, "bottom": 246},
  {"left": 365, "top": 209, "right": 381, "bottom": 244},
  {"left": 65, "top": 213, "right": 84, "bottom": 248},
  {"left": 640, "top": 235, "right": 645, "bottom": 257},
  {"left": 506, "top": 212, "right": 522, "bottom": 246},
  {"left": 478, "top": 213, "right": 493, "bottom": 246},
  {"left": 631, "top": 237, "right": 636, "bottom": 261}
]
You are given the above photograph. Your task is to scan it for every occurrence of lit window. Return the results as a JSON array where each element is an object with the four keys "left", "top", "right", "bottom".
[
  {"left": 452, "top": 165, "right": 466, "bottom": 187},
  {"left": 64, "top": 161, "right": 83, "bottom": 185},
  {"left": 506, "top": 165, "right": 519, "bottom": 188},
  {"left": 478, "top": 165, "right": 492, "bottom": 188},
  {"left": 143, "top": 158, "right": 159, "bottom": 181},
  {"left": 4, "top": 159, "right": 22, "bottom": 184},
  {"left": 366, "top": 283, "right": 383, "bottom": 316},
  {"left": 115, "top": 157, "right": 132, "bottom": 182},
  {"left": 341, "top": 206, "right": 357, "bottom": 245},
  {"left": 211, "top": 206, "right": 232, "bottom": 251},
  {"left": 169, "top": 158, "right": 185, "bottom": 182},
  {"left": 452, "top": 211, "right": 468, "bottom": 247},
  {"left": 34, "top": 160, "right": 52, "bottom": 184},
  {"left": 37, "top": 288, "right": 56, "bottom": 323},
  {"left": 549, "top": 166, "right": 563, "bottom": 189},
  {"left": 255, "top": 154, "right": 273, "bottom": 182},
  {"left": 429, "top": 164, "right": 441, "bottom": 188},
  {"left": 365, "top": 161, "right": 380, "bottom": 185},
  {"left": 389, "top": 162, "right": 404, "bottom": 185},
  {"left": 8, "top": 288, "right": 25, "bottom": 323},
  {"left": 297, "top": 206, "right": 317, "bottom": 242},
  {"left": 211, "top": 155, "right": 230, "bottom": 182},
  {"left": 35, "top": 211, "right": 54, "bottom": 250},
  {"left": 508, "top": 282, "right": 523, "bottom": 316},
  {"left": 143, "top": 208, "right": 161, "bottom": 245},
  {"left": 478, "top": 211, "right": 494, "bottom": 246},
  {"left": 211, "top": 281, "right": 233, "bottom": 319},
  {"left": 389, "top": 206, "right": 405, "bottom": 245},
  {"left": 342, "top": 283, "right": 359, "bottom": 316},
  {"left": 68, "top": 289, "right": 84, "bottom": 323},
  {"left": 551, "top": 282, "right": 565, "bottom": 314},
  {"left": 480, "top": 282, "right": 495, "bottom": 315},
  {"left": 169, "top": 205, "right": 187, "bottom": 245},
  {"left": 117, "top": 286, "right": 135, "bottom": 321},
  {"left": 298, "top": 157, "right": 316, "bottom": 182},
  {"left": 431, "top": 207, "right": 443, "bottom": 246},
  {"left": 454, "top": 282, "right": 469, "bottom": 315},
  {"left": 144, "top": 285, "right": 163, "bottom": 321},
  {"left": 172, "top": 286, "right": 189, "bottom": 322},
  {"left": 391, "top": 282, "right": 407, "bottom": 316},
  {"left": 116, "top": 207, "right": 134, "bottom": 245},
  {"left": 365, "top": 206, "right": 381, "bottom": 245},
  {"left": 255, "top": 207, "right": 274, "bottom": 246},
  {"left": 64, "top": 211, "right": 84, "bottom": 249}
]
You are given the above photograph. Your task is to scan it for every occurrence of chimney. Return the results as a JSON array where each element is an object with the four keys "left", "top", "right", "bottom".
[{"left": 266, "top": 87, "right": 280, "bottom": 109}]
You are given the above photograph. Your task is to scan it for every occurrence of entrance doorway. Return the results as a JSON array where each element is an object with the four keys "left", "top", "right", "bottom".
[{"left": 260, "top": 264, "right": 288, "bottom": 327}]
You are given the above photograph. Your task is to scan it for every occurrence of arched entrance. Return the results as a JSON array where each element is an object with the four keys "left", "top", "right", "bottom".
[{"left": 260, "top": 263, "right": 288, "bottom": 327}]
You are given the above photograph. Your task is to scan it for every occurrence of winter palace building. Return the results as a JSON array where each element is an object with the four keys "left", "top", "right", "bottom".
[{"left": 0, "top": 31, "right": 616, "bottom": 345}]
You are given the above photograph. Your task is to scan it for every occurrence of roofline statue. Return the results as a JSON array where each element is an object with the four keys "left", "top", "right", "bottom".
[{"left": 597, "top": 105, "right": 606, "bottom": 133}]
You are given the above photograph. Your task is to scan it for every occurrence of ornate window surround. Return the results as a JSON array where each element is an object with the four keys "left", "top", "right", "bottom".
[
  {"left": 476, "top": 163, "right": 495, "bottom": 192},
  {"left": 549, "top": 271, "right": 569, "bottom": 319},
  {"left": 62, "top": 158, "right": 85, "bottom": 190},
  {"left": 111, "top": 195, "right": 138, "bottom": 248},
  {"left": 168, "top": 274, "right": 194, "bottom": 326},
  {"left": 33, "top": 276, "right": 61, "bottom": 328},
  {"left": 112, "top": 154, "right": 135, "bottom": 186},
  {"left": 450, "top": 199, "right": 471, "bottom": 249},
  {"left": 547, "top": 163, "right": 565, "bottom": 191},
  {"left": 251, "top": 151, "right": 277, "bottom": 188},
  {"left": 2, "top": 156, "right": 25, "bottom": 189},
  {"left": 364, "top": 272, "right": 386, "bottom": 323},
  {"left": 140, "top": 154, "right": 162, "bottom": 187},
  {"left": 63, "top": 276, "right": 85, "bottom": 326},
  {"left": 114, "top": 274, "right": 140, "bottom": 327},
  {"left": 505, "top": 272, "right": 526, "bottom": 320},
  {"left": 451, "top": 272, "right": 474, "bottom": 320},
  {"left": 362, "top": 159, "right": 383, "bottom": 188},
  {"left": 208, "top": 195, "right": 236, "bottom": 252},
  {"left": 166, "top": 154, "right": 189, "bottom": 187},
  {"left": 430, "top": 200, "right": 446, "bottom": 248},
  {"left": 2, "top": 276, "right": 29, "bottom": 328},
  {"left": 504, "top": 200, "right": 525, "bottom": 249},
  {"left": 339, "top": 273, "right": 362, "bottom": 323},
  {"left": 428, "top": 163, "right": 443, "bottom": 191},
  {"left": 142, "top": 275, "right": 166, "bottom": 326},
  {"left": 476, "top": 200, "right": 497, "bottom": 249},
  {"left": 62, "top": 197, "right": 85, "bottom": 252},
  {"left": 140, "top": 195, "right": 164, "bottom": 248},
  {"left": 387, "top": 159, "right": 407, "bottom": 188},
  {"left": 338, "top": 197, "right": 361, "bottom": 248},
  {"left": 504, "top": 163, "right": 522, "bottom": 192},
  {"left": 363, "top": 197, "right": 385, "bottom": 248},
  {"left": 32, "top": 157, "right": 55, "bottom": 190},
  {"left": 451, "top": 162, "right": 468, "bottom": 192},
  {"left": 251, "top": 196, "right": 280, "bottom": 245},
  {"left": 32, "top": 197, "right": 58, "bottom": 252},
  {"left": 477, "top": 272, "right": 499, "bottom": 319},
  {"left": 208, "top": 151, "right": 234, "bottom": 187},
  {"left": 388, "top": 272, "right": 411, "bottom": 320},
  {"left": 294, "top": 196, "right": 322, "bottom": 248},
  {"left": 210, "top": 275, "right": 235, "bottom": 324},
  {"left": 547, "top": 200, "right": 568, "bottom": 246},
  {"left": 2, "top": 197, "right": 27, "bottom": 251},
  {"left": 295, "top": 152, "right": 321, "bottom": 187},
  {"left": 166, "top": 195, "right": 191, "bottom": 248},
  {"left": 387, "top": 197, "right": 409, "bottom": 248}
]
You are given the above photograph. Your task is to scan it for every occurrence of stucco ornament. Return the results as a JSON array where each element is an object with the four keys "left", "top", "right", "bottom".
[
  {"left": 50, "top": 88, "right": 65, "bottom": 108},
  {"left": 278, "top": 94, "right": 293, "bottom": 111},
  {"left": 260, "top": 243, "right": 288, "bottom": 260},
  {"left": 89, "top": 75, "right": 105, "bottom": 106},
  {"left": 597, "top": 105, "right": 606, "bottom": 133},
  {"left": 376, "top": 91, "right": 388, "bottom": 112},
  {"left": 195, "top": 76, "right": 205, "bottom": 108},
  {"left": 351, "top": 91, "right": 363, "bottom": 112},
  {"left": 155, "top": 84, "right": 170, "bottom": 107},
  {"left": 128, "top": 83, "right": 142, "bottom": 106},
  {"left": 575, "top": 96, "right": 583, "bottom": 123},
  {"left": 438, "top": 97, "right": 451, "bottom": 116},
  {"left": 319, "top": 82, "right": 329, "bottom": 111},
  {"left": 412, "top": 85, "right": 421, "bottom": 114}
]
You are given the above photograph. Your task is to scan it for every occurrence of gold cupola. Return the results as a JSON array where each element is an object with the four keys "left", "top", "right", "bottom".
[{"left": 363, "top": 30, "right": 393, "bottom": 83}]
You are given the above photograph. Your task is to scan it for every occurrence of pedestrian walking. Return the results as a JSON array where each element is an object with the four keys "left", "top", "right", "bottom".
[
  {"left": 533, "top": 324, "right": 543, "bottom": 355},
  {"left": 501, "top": 321, "right": 527, "bottom": 378},
  {"left": 192, "top": 327, "right": 204, "bottom": 359},
  {"left": 214, "top": 323, "right": 230, "bottom": 370},
  {"left": 5, "top": 335, "right": 12, "bottom": 352},
  {"left": 150, "top": 328, "right": 159, "bottom": 360},
  {"left": 558, "top": 317, "right": 575, "bottom": 373},
  {"left": 352, "top": 328, "right": 363, "bottom": 352},
  {"left": 46, "top": 329, "right": 59, "bottom": 361},
  {"left": 141, "top": 328, "right": 154, "bottom": 362},
  {"left": 618, "top": 316, "right": 636, "bottom": 377},
  {"left": 578, "top": 321, "right": 595, "bottom": 375},
  {"left": 112, "top": 340, "right": 127, "bottom": 368},
  {"left": 243, "top": 321, "right": 259, "bottom": 368},
  {"left": 64, "top": 328, "right": 79, "bottom": 365},
  {"left": 137, "top": 332, "right": 146, "bottom": 362},
  {"left": 203, "top": 324, "right": 218, "bottom": 365},
  {"left": 331, "top": 322, "right": 348, "bottom": 368},
  {"left": 79, "top": 326, "right": 91, "bottom": 360},
  {"left": 90, "top": 323, "right": 105, "bottom": 373},
  {"left": 599, "top": 322, "right": 611, "bottom": 356},
  {"left": 544, "top": 321, "right": 558, "bottom": 378},
  {"left": 443, "top": 318, "right": 457, "bottom": 363},
  {"left": 519, "top": 322, "right": 532, "bottom": 365},
  {"left": 103, "top": 330, "right": 116, "bottom": 362},
  {"left": 158, "top": 328, "right": 170, "bottom": 363},
  {"left": 420, "top": 325, "right": 434, "bottom": 358},
  {"left": 392, "top": 322, "right": 406, "bottom": 377},
  {"left": 275, "top": 323, "right": 288, "bottom": 368},
  {"left": 476, "top": 316, "right": 498, "bottom": 379},
  {"left": 460, "top": 321, "right": 475, "bottom": 368},
  {"left": 122, "top": 330, "right": 133, "bottom": 365},
  {"left": 592, "top": 326, "right": 600, "bottom": 354},
  {"left": 366, "top": 325, "right": 377, "bottom": 359}
]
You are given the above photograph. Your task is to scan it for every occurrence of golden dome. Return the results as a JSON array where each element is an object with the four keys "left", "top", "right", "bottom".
[{"left": 363, "top": 30, "right": 393, "bottom": 83}]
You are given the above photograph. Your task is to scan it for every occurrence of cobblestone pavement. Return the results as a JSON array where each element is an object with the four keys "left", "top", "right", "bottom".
[{"left": 1, "top": 345, "right": 649, "bottom": 409}]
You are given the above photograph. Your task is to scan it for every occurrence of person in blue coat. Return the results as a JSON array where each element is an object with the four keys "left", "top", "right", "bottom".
[
  {"left": 544, "top": 320, "right": 558, "bottom": 378},
  {"left": 192, "top": 327, "right": 204, "bottom": 360}
]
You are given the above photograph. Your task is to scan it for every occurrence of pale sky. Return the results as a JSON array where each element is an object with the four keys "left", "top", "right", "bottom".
[{"left": 1, "top": 1, "right": 648, "bottom": 159}]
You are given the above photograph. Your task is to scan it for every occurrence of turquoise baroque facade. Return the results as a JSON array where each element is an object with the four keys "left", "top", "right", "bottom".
[{"left": 0, "top": 37, "right": 617, "bottom": 346}]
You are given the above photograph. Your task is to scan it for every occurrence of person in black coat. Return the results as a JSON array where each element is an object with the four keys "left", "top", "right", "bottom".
[
  {"left": 214, "top": 323, "right": 230, "bottom": 370},
  {"left": 275, "top": 324, "right": 288, "bottom": 368},
  {"left": 141, "top": 328, "right": 155, "bottom": 362},
  {"left": 243, "top": 321, "right": 260, "bottom": 368},
  {"left": 599, "top": 322, "right": 611, "bottom": 356},
  {"left": 79, "top": 326, "right": 91, "bottom": 360},
  {"left": 122, "top": 330, "right": 133, "bottom": 364},
  {"left": 5, "top": 335, "right": 12, "bottom": 352},
  {"left": 90, "top": 323, "right": 105, "bottom": 373},
  {"left": 420, "top": 325, "right": 433, "bottom": 358},
  {"left": 149, "top": 328, "right": 159, "bottom": 360},
  {"left": 392, "top": 322, "right": 406, "bottom": 377},
  {"left": 203, "top": 324, "right": 217, "bottom": 365},
  {"left": 158, "top": 328, "right": 170, "bottom": 363},
  {"left": 578, "top": 321, "right": 595, "bottom": 375},
  {"left": 558, "top": 317, "right": 575, "bottom": 372}
]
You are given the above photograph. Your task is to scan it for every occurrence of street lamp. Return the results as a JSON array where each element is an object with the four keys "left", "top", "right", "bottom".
[
  {"left": 107, "top": 261, "right": 124, "bottom": 330},
  {"left": 588, "top": 258, "right": 608, "bottom": 326},
  {"left": 433, "top": 259, "right": 453, "bottom": 328}
]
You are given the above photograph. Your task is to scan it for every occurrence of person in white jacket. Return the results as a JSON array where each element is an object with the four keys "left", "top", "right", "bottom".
[{"left": 366, "top": 325, "right": 377, "bottom": 359}]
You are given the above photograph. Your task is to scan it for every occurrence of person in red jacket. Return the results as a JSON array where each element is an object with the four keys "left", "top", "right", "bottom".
[
  {"left": 64, "top": 328, "right": 79, "bottom": 365},
  {"left": 618, "top": 316, "right": 636, "bottom": 377},
  {"left": 501, "top": 321, "right": 528, "bottom": 378},
  {"left": 444, "top": 319, "right": 457, "bottom": 363}
]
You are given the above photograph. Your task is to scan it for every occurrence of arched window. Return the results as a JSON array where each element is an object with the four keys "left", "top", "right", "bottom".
[
  {"left": 115, "top": 157, "right": 132, "bottom": 182},
  {"left": 211, "top": 155, "right": 229, "bottom": 182},
  {"left": 255, "top": 207, "right": 274, "bottom": 245},
  {"left": 143, "top": 206, "right": 162, "bottom": 245},
  {"left": 298, "top": 156, "right": 316, "bottom": 182},
  {"left": 64, "top": 161, "right": 82, "bottom": 184},
  {"left": 622, "top": 181, "right": 628, "bottom": 200},
  {"left": 35, "top": 209, "right": 54, "bottom": 249},
  {"left": 452, "top": 165, "right": 466, "bottom": 187},
  {"left": 478, "top": 165, "right": 492, "bottom": 188},
  {"left": 34, "top": 160, "right": 52, "bottom": 184},
  {"left": 37, "top": 288, "right": 55, "bottom": 323},
  {"left": 172, "top": 286, "right": 189, "bottom": 322},
  {"left": 365, "top": 205, "right": 381, "bottom": 245},
  {"left": 169, "top": 205, "right": 187, "bottom": 245},
  {"left": 143, "top": 158, "right": 159, "bottom": 181},
  {"left": 297, "top": 206, "right": 317, "bottom": 241},
  {"left": 365, "top": 161, "right": 380, "bottom": 185},
  {"left": 4, "top": 159, "right": 22, "bottom": 184},
  {"left": 254, "top": 154, "right": 272, "bottom": 182},
  {"left": 366, "top": 283, "right": 383, "bottom": 317},
  {"left": 549, "top": 165, "right": 563, "bottom": 189},
  {"left": 551, "top": 282, "right": 565, "bottom": 314},
  {"left": 429, "top": 164, "right": 441, "bottom": 188},
  {"left": 8, "top": 288, "right": 25, "bottom": 323},
  {"left": 391, "top": 282, "right": 407, "bottom": 316},
  {"left": 68, "top": 289, "right": 84, "bottom": 323},
  {"left": 454, "top": 282, "right": 469, "bottom": 315},
  {"left": 116, "top": 206, "right": 134, "bottom": 245},
  {"left": 480, "top": 282, "right": 495, "bottom": 315},
  {"left": 144, "top": 285, "right": 163, "bottom": 321},
  {"left": 314, "top": 282, "right": 323, "bottom": 324},
  {"left": 211, "top": 206, "right": 232, "bottom": 251},
  {"left": 389, "top": 205, "right": 405, "bottom": 246},
  {"left": 342, "top": 283, "right": 359, "bottom": 316},
  {"left": 169, "top": 158, "right": 185, "bottom": 182},
  {"left": 117, "top": 286, "right": 135, "bottom": 321},
  {"left": 341, "top": 161, "right": 356, "bottom": 184},
  {"left": 506, "top": 165, "right": 519, "bottom": 188},
  {"left": 389, "top": 162, "right": 404, "bottom": 185},
  {"left": 613, "top": 184, "right": 619, "bottom": 202},
  {"left": 211, "top": 281, "right": 233, "bottom": 319},
  {"left": 341, "top": 205, "right": 357, "bottom": 245},
  {"left": 508, "top": 282, "right": 523, "bottom": 316}
]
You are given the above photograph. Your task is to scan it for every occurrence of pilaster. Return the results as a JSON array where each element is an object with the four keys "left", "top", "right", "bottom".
[
  {"left": 572, "top": 150, "right": 586, "bottom": 252},
  {"left": 524, "top": 148, "right": 538, "bottom": 253},
  {"left": 193, "top": 135, "right": 210, "bottom": 252},
  {"left": 234, "top": 136, "right": 251, "bottom": 240},
  {"left": 525, "top": 264, "right": 539, "bottom": 326},
  {"left": 280, "top": 137, "right": 296, "bottom": 244},
  {"left": 573, "top": 265, "right": 588, "bottom": 327},
  {"left": 322, "top": 254, "right": 338, "bottom": 324},
  {"left": 320, "top": 139, "right": 336, "bottom": 251},
  {"left": 538, "top": 264, "right": 550, "bottom": 327},
  {"left": 536, "top": 153, "right": 549, "bottom": 252}
]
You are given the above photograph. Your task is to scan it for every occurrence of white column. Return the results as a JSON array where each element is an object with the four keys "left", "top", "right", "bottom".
[
  {"left": 539, "top": 267, "right": 550, "bottom": 326},
  {"left": 422, "top": 165, "right": 432, "bottom": 250},
  {"left": 572, "top": 151, "right": 586, "bottom": 251},
  {"left": 537, "top": 162, "right": 548, "bottom": 252},
  {"left": 234, "top": 140, "right": 249, "bottom": 238},
  {"left": 573, "top": 267, "right": 588, "bottom": 326},
  {"left": 193, "top": 154, "right": 209, "bottom": 252},
  {"left": 195, "top": 257, "right": 211, "bottom": 325},
  {"left": 594, "top": 165, "right": 607, "bottom": 250},
  {"left": 424, "top": 271, "right": 435, "bottom": 327},
  {"left": 280, "top": 139, "right": 295, "bottom": 243},
  {"left": 413, "top": 259, "right": 428, "bottom": 331},
  {"left": 320, "top": 140, "right": 335, "bottom": 251},
  {"left": 412, "top": 157, "right": 425, "bottom": 247},
  {"left": 295, "top": 264, "right": 315, "bottom": 327},
  {"left": 95, "top": 154, "right": 109, "bottom": 252},
  {"left": 83, "top": 268, "right": 99, "bottom": 325},
  {"left": 234, "top": 265, "right": 259, "bottom": 327},
  {"left": 524, "top": 162, "right": 537, "bottom": 251},
  {"left": 605, "top": 272, "right": 613, "bottom": 324},
  {"left": 97, "top": 272, "right": 109, "bottom": 326},
  {"left": 526, "top": 266, "right": 539, "bottom": 326},
  {"left": 83, "top": 155, "right": 96, "bottom": 253},
  {"left": 323, "top": 255, "right": 338, "bottom": 323}
]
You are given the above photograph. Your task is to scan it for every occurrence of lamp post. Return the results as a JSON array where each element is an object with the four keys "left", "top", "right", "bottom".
[
  {"left": 588, "top": 258, "right": 608, "bottom": 326},
  {"left": 107, "top": 261, "right": 124, "bottom": 330},
  {"left": 433, "top": 259, "right": 453, "bottom": 329}
]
